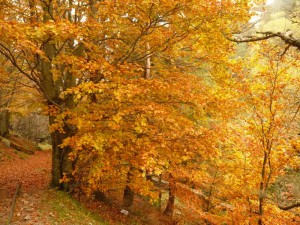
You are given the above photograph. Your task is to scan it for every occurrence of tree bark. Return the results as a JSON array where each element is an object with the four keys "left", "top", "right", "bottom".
[
  {"left": 122, "top": 170, "right": 134, "bottom": 207},
  {"left": 0, "top": 109, "right": 9, "bottom": 137},
  {"left": 278, "top": 202, "right": 300, "bottom": 210},
  {"left": 144, "top": 42, "right": 151, "bottom": 79},
  {"left": 0, "top": 89, "right": 9, "bottom": 137},
  {"left": 163, "top": 186, "right": 175, "bottom": 216},
  {"left": 94, "top": 190, "right": 108, "bottom": 202},
  {"left": 39, "top": 1, "right": 75, "bottom": 190},
  {"left": 122, "top": 185, "right": 134, "bottom": 208},
  {"left": 49, "top": 115, "right": 74, "bottom": 190},
  {"left": 257, "top": 151, "right": 268, "bottom": 225},
  {"left": 223, "top": 31, "right": 300, "bottom": 51},
  {"left": 164, "top": 176, "right": 175, "bottom": 217}
]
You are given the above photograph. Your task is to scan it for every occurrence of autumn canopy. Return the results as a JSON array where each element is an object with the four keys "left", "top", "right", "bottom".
[{"left": 0, "top": 0, "right": 300, "bottom": 224}]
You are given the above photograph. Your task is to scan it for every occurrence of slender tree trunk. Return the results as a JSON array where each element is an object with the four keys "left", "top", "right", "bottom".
[
  {"left": 258, "top": 151, "right": 268, "bottom": 225},
  {"left": 122, "top": 41, "right": 153, "bottom": 207},
  {"left": 157, "top": 174, "right": 162, "bottom": 209},
  {"left": 0, "top": 89, "right": 9, "bottom": 137},
  {"left": 144, "top": 42, "right": 151, "bottom": 79}
]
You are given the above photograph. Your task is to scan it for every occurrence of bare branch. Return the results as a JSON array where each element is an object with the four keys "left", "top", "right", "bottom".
[
  {"left": 278, "top": 202, "right": 300, "bottom": 210},
  {"left": 222, "top": 31, "right": 300, "bottom": 51}
]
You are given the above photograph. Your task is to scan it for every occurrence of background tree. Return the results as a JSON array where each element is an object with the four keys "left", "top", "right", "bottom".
[
  {"left": 211, "top": 41, "right": 300, "bottom": 224},
  {"left": 225, "top": 0, "right": 300, "bottom": 52},
  {"left": 0, "top": 56, "right": 29, "bottom": 137}
]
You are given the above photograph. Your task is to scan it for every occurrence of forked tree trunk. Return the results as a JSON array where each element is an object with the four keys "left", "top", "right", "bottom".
[{"left": 40, "top": 0, "right": 76, "bottom": 190}]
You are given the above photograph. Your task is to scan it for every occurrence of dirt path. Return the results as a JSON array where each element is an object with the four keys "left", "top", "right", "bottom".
[{"left": 0, "top": 143, "right": 52, "bottom": 225}]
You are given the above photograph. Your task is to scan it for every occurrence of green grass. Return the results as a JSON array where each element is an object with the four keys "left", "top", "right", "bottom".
[
  {"left": 42, "top": 190, "right": 110, "bottom": 225},
  {"left": 269, "top": 170, "right": 300, "bottom": 205},
  {"left": 14, "top": 150, "right": 30, "bottom": 159},
  {"left": 38, "top": 143, "right": 52, "bottom": 151}
]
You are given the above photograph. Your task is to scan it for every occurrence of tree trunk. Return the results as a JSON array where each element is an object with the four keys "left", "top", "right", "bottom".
[
  {"left": 0, "top": 109, "right": 9, "bottom": 137},
  {"left": 257, "top": 152, "right": 268, "bottom": 225},
  {"left": 122, "top": 185, "right": 134, "bottom": 208},
  {"left": 144, "top": 42, "right": 151, "bottom": 79},
  {"left": 164, "top": 178, "right": 175, "bottom": 216},
  {"left": 49, "top": 115, "right": 73, "bottom": 190},
  {"left": 40, "top": 0, "right": 75, "bottom": 190},
  {"left": 164, "top": 186, "right": 175, "bottom": 216},
  {"left": 94, "top": 190, "right": 108, "bottom": 202},
  {"left": 0, "top": 88, "right": 9, "bottom": 137},
  {"left": 122, "top": 170, "right": 134, "bottom": 207}
]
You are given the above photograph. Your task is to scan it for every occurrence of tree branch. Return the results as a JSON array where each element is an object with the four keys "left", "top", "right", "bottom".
[
  {"left": 222, "top": 31, "right": 300, "bottom": 51},
  {"left": 278, "top": 202, "right": 300, "bottom": 210}
]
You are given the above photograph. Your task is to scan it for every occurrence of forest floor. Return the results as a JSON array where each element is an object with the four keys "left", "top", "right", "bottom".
[
  {"left": 1, "top": 138, "right": 299, "bottom": 225},
  {"left": 0, "top": 139, "right": 172, "bottom": 225}
]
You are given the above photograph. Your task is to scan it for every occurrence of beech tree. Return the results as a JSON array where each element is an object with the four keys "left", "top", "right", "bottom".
[{"left": 0, "top": 0, "right": 252, "bottom": 190}]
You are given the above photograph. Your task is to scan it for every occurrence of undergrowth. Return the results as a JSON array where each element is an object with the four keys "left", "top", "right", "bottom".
[{"left": 41, "top": 189, "right": 109, "bottom": 225}]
